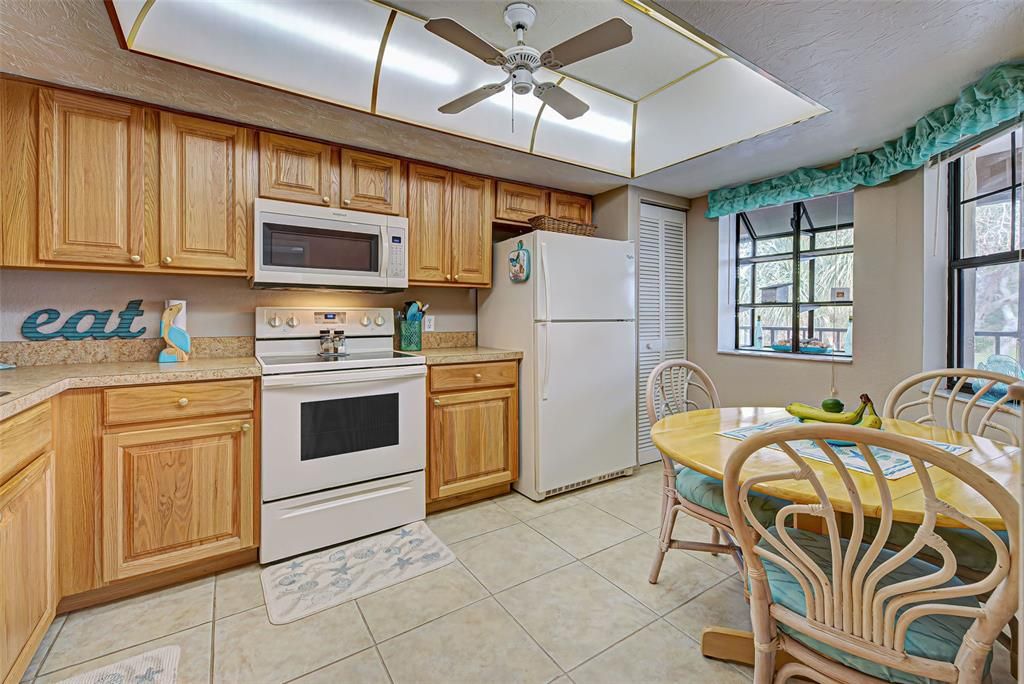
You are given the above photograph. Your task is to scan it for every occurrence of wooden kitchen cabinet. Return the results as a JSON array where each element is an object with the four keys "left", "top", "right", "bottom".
[
  {"left": 427, "top": 361, "right": 518, "bottom": 508},
  {"left": 159, "top": 112, "right": 251, "bottom": 272},
  {"left": 549, "top": 191, "right": 592, "bottom": 224},
  {"left": 258, "top": 131, "right": 337, "bottom": 206},
  {"left": 1, "top": 452, "right": 56, "bottom": 684},
  {"left": 37, "top": 88, "right": 146, "bottom": 267},
  {"left": 101, "top": 417, "right": 255, "bottom": 581},
  {"left": 341, "top": 149, "right": 402, "bottom": 215},
  {"left": 407, "top": 164, "right": 491, "bottom": 287},
  {"left": 494, "top": 181, "right": 547, "bottom": 224}
]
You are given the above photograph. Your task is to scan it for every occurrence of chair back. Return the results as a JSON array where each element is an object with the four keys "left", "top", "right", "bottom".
[
  {"left": 883, "top": 368, "right": 1021, "bottom": 445},
  {"left": 723, "top": 423, "right": 1018, "bottom": 682},
  {"left": 645, "top": 359, "right": 720, "bottom": 425}
]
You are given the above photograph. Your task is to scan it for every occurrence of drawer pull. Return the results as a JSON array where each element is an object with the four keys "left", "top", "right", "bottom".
[
  {"left": 474, "top": 373, "right": 482, "bottom": 380},
  {"left": 241, "top": 423, "right": 252, "bottom": 431},
  {"left": 433, "top": 399, "right": 440, "bottom": 406},
  {"left": 177, "top": 397, "right": 189, "bottom": 407}
]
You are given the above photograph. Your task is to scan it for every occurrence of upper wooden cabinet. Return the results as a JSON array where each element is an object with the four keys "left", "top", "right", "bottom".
[
  {"left": 450, "top": 173, "right": 492, "bottom": 286},
  {"left": 495, "top": 181, "right": 548, "bottom": 223},
  {"left": 159, "top": 113, "right": 251, "bottom": 272},
  {"left": 341, "top": 149, "right": 402, "bottom": 215},
  {"left": 549, "top": 191, "right": 592, "bottom": 224},
  {"left": 258, "top": 132, "right": 336, "bottom": 206},
  {"left": 37, "top": 89, "right": 145, "bottom": 267}
]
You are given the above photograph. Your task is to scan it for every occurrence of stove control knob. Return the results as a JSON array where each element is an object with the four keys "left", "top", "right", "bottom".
[
  {"left": 361, "top": 315, "right": 371, "bottom": 327},
  {"left": 268, "top": 314, "right": 282, "bottom": 328},
  {"left": 374, "top": 315, "right": 386, "bottom": 326},
  {"left": 286, "top": 315, "right": 299, "bottom": 328}
]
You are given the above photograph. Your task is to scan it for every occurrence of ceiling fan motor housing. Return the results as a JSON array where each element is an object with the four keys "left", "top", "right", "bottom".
[{"left": 503, "top": 2, "right": 537, "bottom": 32}]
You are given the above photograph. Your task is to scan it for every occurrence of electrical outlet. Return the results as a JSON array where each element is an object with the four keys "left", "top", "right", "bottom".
[{"left": 423, "top": 315, "right": 435, "bottom": 332}]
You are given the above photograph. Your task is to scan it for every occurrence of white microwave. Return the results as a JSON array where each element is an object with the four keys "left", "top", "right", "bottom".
[{"left": 252, "top": 198, "right": 408, "bottom": 292}]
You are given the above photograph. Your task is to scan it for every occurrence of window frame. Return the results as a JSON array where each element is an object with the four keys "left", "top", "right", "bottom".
[{"left": 733, "top": 196, "right": 854, "bottom": 356}]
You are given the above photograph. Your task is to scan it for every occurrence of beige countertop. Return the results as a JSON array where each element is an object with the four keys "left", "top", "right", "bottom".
[
  {"left": 0, "top": 357, "right": 261, "bottom": 421},
  {"left": 419, "top": 347, "right": 523, "bottom": 366}
]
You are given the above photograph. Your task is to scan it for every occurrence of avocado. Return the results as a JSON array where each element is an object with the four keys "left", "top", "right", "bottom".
[{"left": 821, "top": 398, "right": 845, "bottom": 413}]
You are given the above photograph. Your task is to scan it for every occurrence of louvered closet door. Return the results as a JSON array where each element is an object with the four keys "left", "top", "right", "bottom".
[{"left": 637, "top": 203, "right": 687, "bottom": 464}]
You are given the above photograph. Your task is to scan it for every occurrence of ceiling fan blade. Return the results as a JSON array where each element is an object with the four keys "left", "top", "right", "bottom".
[
  {"left": 424, "top": 18, "right": 506, "bottom": 66},
  {"left": 540, "top": 18, "right": 633, "bottom": 69},
  {"left": 534, "top": 83, "right": 589, "bottom": 120},
  {"left": 438, "top": 82, "right": 507, "bottom": 114}
]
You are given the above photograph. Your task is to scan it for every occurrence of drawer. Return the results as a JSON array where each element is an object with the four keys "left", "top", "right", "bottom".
[
  {"left": 0, "top": 401, "right": 52, "bottom": 485},
  {"left": 104, "top": 379, "right": 254, "bottom": 425},
  {"left": 429, "top": 361, "right": 517, "bottom": 393}
]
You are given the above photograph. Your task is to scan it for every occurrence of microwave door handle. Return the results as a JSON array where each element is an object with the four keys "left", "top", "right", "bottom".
[{"left": 379, "top": 225, "right": 389, "bottom": 278}]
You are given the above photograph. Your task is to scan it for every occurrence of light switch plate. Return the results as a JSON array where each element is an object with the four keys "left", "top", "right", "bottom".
[{"left": 423, "top": 315, "right": 435, "bottom": 332}]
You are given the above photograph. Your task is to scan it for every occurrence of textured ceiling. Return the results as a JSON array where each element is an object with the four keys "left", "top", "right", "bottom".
[{"left": 1, "top": 0, "right": 1022, "bottom": 199}]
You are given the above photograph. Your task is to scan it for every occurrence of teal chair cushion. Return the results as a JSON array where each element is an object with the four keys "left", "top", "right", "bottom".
[
  {"left": 863, "top": 517, "right": 1009, "bottom": 576},
  {"left": 674, "top": 465, "right": 789, "bottom": 527},
  {"left": 758, "top": 527, "right": 990, "bottom": 684}
]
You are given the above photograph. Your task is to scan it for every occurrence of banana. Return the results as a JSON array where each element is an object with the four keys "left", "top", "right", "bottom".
[
  {"left": 855, "top": 399, "right": 882, "bottom": 430},
  {"left": 787, "top": 394, "right": 869, "bottom": 424}
]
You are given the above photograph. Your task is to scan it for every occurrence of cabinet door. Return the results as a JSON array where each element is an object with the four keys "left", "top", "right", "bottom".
[
  {"left": 429, "top": 387, "right": 518, "bottom": 501},
  {"left": 340, "top": 149, "right": 401, "bottom": 215},
  {"left": 407, "top": 163, "right": 451, "bottom": 284},
  {"left": 549, "top": 192, "right": 592, "bottom": 224},
  {"left": 450, "top": 173, "right": 492, "bottom": 287},
  {"left": 102, "top": 418, "right": 255, "bottom": 581},
  {"left": 160, "top": 113, "right": 250, "bottom": 272},
  {"left": 495, "top": 181, "right": 547, "bottom": 223},
  {"left": 258, "top": 132, "right": 336, "bottom": 206},
  {"left": 37, "top": 89, "right": 145, "bottom": 266},
  {"left": 1, "top": 453, "right": 55, "bottom": 684}
]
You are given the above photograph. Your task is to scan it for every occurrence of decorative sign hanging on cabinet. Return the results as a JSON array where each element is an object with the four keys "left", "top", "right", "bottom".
[{"left": 20, "top": 300, "right": 147, "bottom": 340}]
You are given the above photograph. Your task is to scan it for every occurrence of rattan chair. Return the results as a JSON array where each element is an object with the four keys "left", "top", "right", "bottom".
[{"left": 723, "top": 423, "right": 1018, "bottom": 684}]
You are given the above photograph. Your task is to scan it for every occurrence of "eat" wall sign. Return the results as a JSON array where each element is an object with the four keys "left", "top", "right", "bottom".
[{"left": 21, "top": 300, "right": 147, "bottom": 341}]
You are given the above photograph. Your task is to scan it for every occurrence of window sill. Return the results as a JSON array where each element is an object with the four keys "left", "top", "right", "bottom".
[{"left": 717, "top": 348, "right": 854, "bottom": 364}]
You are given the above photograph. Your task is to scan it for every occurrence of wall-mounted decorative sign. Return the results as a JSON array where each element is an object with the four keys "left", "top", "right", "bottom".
[
  {"left": 21, "top": 300, "right": 147, "bottom": 341},
  {"left": 508, "top": 240, "right": 530, "bottom": 283}
]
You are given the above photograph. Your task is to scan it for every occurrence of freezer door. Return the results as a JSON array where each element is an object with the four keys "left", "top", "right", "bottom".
[
  {"left": 534, "top": 320, "right": 637, "bottom": 492},
  {"left": 534, "top": 232, "right": 635, "bottom": 321}
]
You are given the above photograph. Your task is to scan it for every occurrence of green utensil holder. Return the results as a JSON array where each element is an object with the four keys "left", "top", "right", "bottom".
[{"left": 399, "top": 320, "right": 422, "bottom": 351}]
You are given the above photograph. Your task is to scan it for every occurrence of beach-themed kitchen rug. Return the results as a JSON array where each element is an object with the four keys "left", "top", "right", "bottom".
[
  {"left": 56, "top": 646, "right": 180, "bottom": 684},
  {"left": 260, "top": 521, "right": 455, "bottom": 624}
]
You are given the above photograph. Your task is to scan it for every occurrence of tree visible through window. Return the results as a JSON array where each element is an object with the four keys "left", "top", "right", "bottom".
[{"left": 735, "top": 193, "right": 854, "bottom": 356}]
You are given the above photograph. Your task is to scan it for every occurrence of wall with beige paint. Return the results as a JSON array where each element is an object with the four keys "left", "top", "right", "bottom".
[
  {"left": 686, "top": 169, "right": 927, "bottom": 408},
  {"left": 592, "top": 186, "right": 690, "bottom": 242}
]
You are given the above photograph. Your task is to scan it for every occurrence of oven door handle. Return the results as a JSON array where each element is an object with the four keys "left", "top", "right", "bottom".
[{"left": 262, "top": 365, "right": 426, "bottom": 388}]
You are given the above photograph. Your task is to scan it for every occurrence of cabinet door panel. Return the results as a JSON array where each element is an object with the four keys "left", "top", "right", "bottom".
[
  {"left": 0, "top": 453, "right": 55, "bottom": 684},
  {"left": 102, "top": 419, "right": 254, "bottom": 581},
  {"left": 407, "top": 163, "right": 450, "bottom": 284},
  {"left": 429, "top": 387, "right": 517, "bottom": 501},
  {"left": 450, "top": 173, "right": 492, "bottom": 286},
  {"left": 549, "top": 192, "right": 592, "bottom": 224},
  {"left": 259, "top": 132, "right": 336, "bottom": 206},
  {"left": 160, "top": 113, "right": 250, "bottom": 272},
  {"left": 341, "top": 149, "right": 401, "bottom": 215},
  {"left": 38, "top": 89, "right": 144, "bottom": 266},
  {"left": 495, "top": 181, "right": 547, "bottom": 223}
]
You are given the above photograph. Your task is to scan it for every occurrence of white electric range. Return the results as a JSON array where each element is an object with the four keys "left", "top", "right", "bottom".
[{"left": 255, "top": 306, "right": 426, "bottom": 563}]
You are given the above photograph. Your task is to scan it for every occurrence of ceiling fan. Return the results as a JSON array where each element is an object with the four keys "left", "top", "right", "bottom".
[{"left": 425, "top": 3, "right": 633, "bottom": 120}]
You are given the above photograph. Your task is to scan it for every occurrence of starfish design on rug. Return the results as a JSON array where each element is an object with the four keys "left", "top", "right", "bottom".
[
  {"left": 394, "top": 556, "right": 414, "bottom": 570},
  {"left": 396, "top": 528, "right": 414, "bottom": 538},
  {"left": 134, "top": 666, "right": 163, "bottom": 683},
  {"left": 329, "top": 562, "right": 350, "bottom": 576}
]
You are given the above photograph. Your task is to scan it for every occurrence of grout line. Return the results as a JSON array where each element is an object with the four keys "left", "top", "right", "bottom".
[
  {"left": 29, "top": 615, "right": 67, "bottom": 680},
  {"left": 208, "top": 573, "right": 217, "bottom": 684},
  {"left": 489, "top": 586, "right": 568, "bottom": 676},
  {"left": 560, "top": 612, "right": 661, "bottom": 677}
]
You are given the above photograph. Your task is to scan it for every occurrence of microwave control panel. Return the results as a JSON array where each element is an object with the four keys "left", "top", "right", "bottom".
[{"left": 388, "top": 233, "right": 406, "bottom": 277}]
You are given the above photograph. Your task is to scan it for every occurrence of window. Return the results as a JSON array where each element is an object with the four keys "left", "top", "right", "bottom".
[
  {"left": 734, "top": 192, "right": 854, "bottom": 356},
  {"left": 947, "top": 125, "right": 1022, "bottom": 370}
]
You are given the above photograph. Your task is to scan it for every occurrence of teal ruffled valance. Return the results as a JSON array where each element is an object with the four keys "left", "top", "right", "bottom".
[{"left": 706, "top": 62, "right": 1024, "bottom": 218}]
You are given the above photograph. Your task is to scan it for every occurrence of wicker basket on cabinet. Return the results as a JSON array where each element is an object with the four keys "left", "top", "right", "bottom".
[{"left": 527, "top": 215, "right": 597, "bottom": 237}]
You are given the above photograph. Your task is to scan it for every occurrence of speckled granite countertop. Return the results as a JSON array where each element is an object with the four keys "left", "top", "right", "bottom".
[
  {"left": 0, "top": 357, "right": 261, "bottom": 421},
  {"left": 419, "top": 347, "right": 523, "bottom": 366}
]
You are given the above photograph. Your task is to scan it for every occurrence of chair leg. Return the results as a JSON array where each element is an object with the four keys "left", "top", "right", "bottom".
[
  {"left": 649, "top": 492, "right": 679, "bottom": 584},
  {"left": 753, "top": 647, "right": 776, "bottom": 684},
  {"left": 710, "top": 526, "right": 721, "bottom": 556},
  {"left": 1011, "top": 616, "right": 1019, "bottom": 679}
]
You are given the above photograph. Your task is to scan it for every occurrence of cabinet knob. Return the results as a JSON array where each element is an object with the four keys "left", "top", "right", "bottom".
[
  {"left": 322, "top": 196, "right": 330, "bottom": 204},
  {"left": 162, "top": 256, "right": 173, "bottom": 264},
  {"left": 433, "top": 399, "right": 440, "bottom": 406},
  {"left": 445, "top": 274, "right": 452, "bottom": 281},
  {"left": 129, "top": 254, "right": 141, "bottom": 263},
  {"left": 343, "top": 199, "right": 351, "bottom": 205},
  {"left": 241, "top": 423, "right": 251, "bottom": 431},
  {"left": 453, "top": 274, "right": 460, "bottom": 282},
  {"left": 177, "top": 397, "right": 189, "bottom": 407},
  {"left": 474, "top": 373, "right": 482, "bottom": 380}
]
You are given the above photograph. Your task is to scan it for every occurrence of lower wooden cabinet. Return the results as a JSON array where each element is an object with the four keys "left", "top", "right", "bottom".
[
  {"left": 427, "top": 361, "right": 518, "bottom": 506},
  {"left": 101, "top": 417, "right": 255, "bottom": 581},
  {"left": 1, "top": 452, "right": 56, "bottom": 684}
]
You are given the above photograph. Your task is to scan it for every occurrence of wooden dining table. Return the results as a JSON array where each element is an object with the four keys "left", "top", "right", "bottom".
[{"left": 650, "top": 406, "right": 1021, "bottom": 666}]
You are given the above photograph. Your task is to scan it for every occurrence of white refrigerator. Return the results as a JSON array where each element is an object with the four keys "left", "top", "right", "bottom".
[{"left": 478, "top": 231, "right": 637, "bottom": 501}]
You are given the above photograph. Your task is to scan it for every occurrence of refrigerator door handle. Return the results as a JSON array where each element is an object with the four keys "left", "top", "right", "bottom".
[
  {"left": 539, "top": 322, "right": 551, "bottom": 401},
  {"left": 540, "top": 241, "right": 551, "bottom": 322}
]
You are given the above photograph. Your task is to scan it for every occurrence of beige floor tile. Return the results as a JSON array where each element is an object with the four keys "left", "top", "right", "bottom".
[
  {"left": 495, "top": 563, "right": 656, "bottom": 671},
  {"left": 377, "top": 598, "right": 560, "bottom": 684},
  {"left": 492, "top": 490, "right": 580, "bottom": 521},
  {"left": 526, "top": 502, "right": 641, "bottom": 558},
  {"left": 42, "top": 577, "right": 214, "bottom": 674},
  {"left": 20, "top": 614, "right": 65, "bottom": 681},
  {"left": 452, "top": 523, "right": 574, "bottom": 592},
  {"left": 356, "top": 562, "right": 488, "bottom": 642},
  {"left": 36, "top": 623, "right": 212, "bottom": 684},
  {"left": 213, "top": 601, "right": 371, "bottom": 683},
  {"left": 291, "top": 647, "right": 390, "bottom": 684},
  {"left": 577, "top": 479, "right": 664, "bottom": 531},
  {"left": 426, "top": 501, "right": 518, "bottom": 544},
  {"left": 664, "top": 576, "right": 750, "bottom": 639},
  {"left": 569, "top": 619, "right": 749, "bottom": 684},
  {"left": 214, "top": 563, "right": 265, "bottom": 620},
  {"left": 583, "top": 534, "right": 729, "bottom": 615}
]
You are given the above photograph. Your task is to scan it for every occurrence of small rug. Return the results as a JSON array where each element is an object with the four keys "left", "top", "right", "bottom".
[
  {"left": 260, "top": 521, "right": 455, "bottom": 625},
  {"left": 57, "top": 646, "right": 179, "bottom": 684}
]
